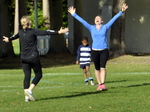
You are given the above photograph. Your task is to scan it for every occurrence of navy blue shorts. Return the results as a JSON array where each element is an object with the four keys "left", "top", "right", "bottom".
[{"left": 80, "top": 64, "right": 90, "bottom": 69}]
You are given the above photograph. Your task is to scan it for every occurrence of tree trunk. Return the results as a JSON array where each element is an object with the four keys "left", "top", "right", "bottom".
[
  {"left": 109, "top": 0, "right": 126, "bottom": 58},
  {"left": 43, "top": 0, "right": 50, "bottom": 28},
  {"left": 67, "top": 0, "right": 83, "bottom": 54},
  {"left": 18, "top": 0, "right": 27, "bottom": 30},
  {"left": 14, "top": 0, "right": 19, "bottom": 34},
  {"left": 0, "top": 0, "right": 15, "bottom": 58},
  {"left": 49, "top": 0, "right": 67, "bottom": 52}
]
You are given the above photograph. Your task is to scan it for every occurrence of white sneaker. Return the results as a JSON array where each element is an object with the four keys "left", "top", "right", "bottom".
[
  {"left": 90, "top": 81, "right": 94, "bottom": 85},
  {"left": 25, "top": 96, "right": 30, "bottom": 102},
  {"left": 85, "top": 82, "right": 89, "bottom": 85},
  {"left": 24, "top": 89, "right": 35, "bottom": 101}
]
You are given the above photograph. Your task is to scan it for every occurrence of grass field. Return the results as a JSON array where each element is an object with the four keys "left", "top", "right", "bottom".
[
  {"left": 12, "top": 39, "right": 20, "bottom": 55},
  {"left": 0, "top": 53, "right": 150, "bottom": 112}
]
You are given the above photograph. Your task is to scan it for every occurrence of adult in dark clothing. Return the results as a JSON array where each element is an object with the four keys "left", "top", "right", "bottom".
[{"left": 3, "top": 16, "right": 68, "bottom": 102}]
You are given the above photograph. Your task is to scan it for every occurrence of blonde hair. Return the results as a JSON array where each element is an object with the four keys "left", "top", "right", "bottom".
[{"left": 20, "top": 16, "right": 32, "bottom": 29}]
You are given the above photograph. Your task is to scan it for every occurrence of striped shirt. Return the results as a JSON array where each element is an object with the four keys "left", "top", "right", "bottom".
[{"left": 76, "top": 44, "right": 91, "bottom": 65}]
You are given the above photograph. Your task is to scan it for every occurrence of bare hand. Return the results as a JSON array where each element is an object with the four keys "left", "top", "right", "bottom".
[
  {"left": 122, "top": 3, "right": 128, "bottom": 12},
  {"left": 76, "top": 61, "right": 79, "bottom": 64},
  {"left": 3, "top": 36, "right": 9, "bottom": 42},
  {"left": 68, "top": 6, "right": 76, "bottom": 15},
  {"left": 58, "top": 27, "right": 69, "bottom": 34}
]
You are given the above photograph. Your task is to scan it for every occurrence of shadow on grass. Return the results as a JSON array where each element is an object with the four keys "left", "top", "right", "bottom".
[
  {"left": 126, "top": 83, "right": 150, "bottom": 88},
  {"left": 36, "top": 83, "right": 149, "bottom": 101},
  {"left": 106, "top": 80, "right": 127, "bottom": 83},
  {"left": 36, "top": 91, "right": 107, "bottom": 101},
  {"left": 110, "top": 83, "right": 150, "bottom": 90}
]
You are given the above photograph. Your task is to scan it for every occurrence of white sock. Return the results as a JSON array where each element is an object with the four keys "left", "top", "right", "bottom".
[
  {"left": 27, "top": 89, "right": 32, "bottom": 94},
  {"left": 25, "top": 96, "right": 29, "bottom": 99}
]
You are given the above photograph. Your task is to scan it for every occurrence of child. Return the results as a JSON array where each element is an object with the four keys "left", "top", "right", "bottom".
[{"left": 76, "top": 37, "right": 94, "bottom": 85}]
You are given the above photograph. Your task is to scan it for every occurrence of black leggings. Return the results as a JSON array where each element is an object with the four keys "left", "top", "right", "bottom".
[
  {"left": 92, "top": 49, "right": 109, "bottom": 70},
  {"left": 21, "top": 57, "right": 42, "bottom": 89}
]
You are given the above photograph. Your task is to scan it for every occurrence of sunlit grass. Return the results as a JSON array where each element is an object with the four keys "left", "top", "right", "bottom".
[
  {"left": 0, "top": 55, "right": 150, "bottom": 112},
  {"left": 12, "top": 39, "right": 20, "bottom": 55}
]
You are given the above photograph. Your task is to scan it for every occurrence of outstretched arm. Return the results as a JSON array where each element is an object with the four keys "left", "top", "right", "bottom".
[
  {"left": 68, "top": 6, "right": 92, "bottom": 31},
  {"left": 3, "top": 33, "right": 19, "bottom": 42},
  {"left": 36, "top": 27, "right": 69, "bottom": 35},
  {"left": 105, "top": 3, "right": 128, "bottom": 29}
]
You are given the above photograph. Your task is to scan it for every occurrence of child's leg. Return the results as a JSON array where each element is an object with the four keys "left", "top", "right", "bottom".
[
  {"left": 83, "top": 68, "right": 87, "bottom": 79},
  {"left": 85, "top": 66, "right": 92, "bottom": 77},
  {"left": 83, "top": 68, "right": 88, "bottom": 85},
  {"left": 85, "top": 66, "right": 94, "bottom": 85}
]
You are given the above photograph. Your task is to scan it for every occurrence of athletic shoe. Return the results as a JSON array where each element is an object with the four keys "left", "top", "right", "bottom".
[
  {"left": 97, "top": 84, "right": 107, "bottom": 90},
  {"left": 25, "top": 96, "right": 30, "bottom": 102},
  {"left": 100, "top": 84, "right": 106, "bottom": 90},
  {"left": 90, "top": 80, "right": 94, "bottom": 85},
  {"left": 97, "top": 84, "right": 101, "bottom": 90},
  {"left": 85, "top": 82, "right": 89, "bottom": 85},
  {"left": 24, "top": 89, "right": 35, "bottom": 101}
]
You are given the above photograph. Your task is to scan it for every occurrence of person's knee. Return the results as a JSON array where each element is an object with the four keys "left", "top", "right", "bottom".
[
  {"left": 39, "top": 74, "right": 42, "bottom": 79},
  {"left": 95, "top": 67, "right": 100, "bottom": 71},
  {"left": 100, "top": 63, "right": 106, "bottom": 69},
  {"left": 85, "top": 67, "right": 89, "bottom": 72},
  {"left": 100, "top": 68, "right": 106, "bottom": 72},
  {"left": 35, "top": 73, "right": 42, "bottom": 80},
  {"left": 83, "top": 70, "right": 87, "bottom": 74}
]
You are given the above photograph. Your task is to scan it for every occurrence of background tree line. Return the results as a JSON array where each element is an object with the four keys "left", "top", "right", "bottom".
[
  {"left": 0, "top": 0, "right": 127, "bottom": 58},
  {"left": 0, "top": 0, "right": 68, "bottom": 58}
]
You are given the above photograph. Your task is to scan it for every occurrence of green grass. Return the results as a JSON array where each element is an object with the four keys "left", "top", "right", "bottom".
[
  {"left": 12, "top": 39, "right": 20, "bottom": 55},
  {"left": 0, "top": 55, "right": 150, "bottom": 112}
]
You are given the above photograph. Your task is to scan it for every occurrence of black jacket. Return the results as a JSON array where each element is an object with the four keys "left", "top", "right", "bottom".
[{"left": 9, "top": 28, "right": 58, "bottom": 59}]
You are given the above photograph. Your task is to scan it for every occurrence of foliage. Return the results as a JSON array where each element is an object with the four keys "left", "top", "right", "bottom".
[
  {"left": 29, "top": 8, "right": 49, "bottom": 30},
  {"left": 9, "top": 0, "right": 68, "bottom": 32},
  {"left": 62, "top": 0, "right": 68, "bottom": 27},
  {"left": 8, "top": 0, "right": 15, "bottom": 35},
  {"left": 26, "top": 0, "right": 68, "bottom": 29}
]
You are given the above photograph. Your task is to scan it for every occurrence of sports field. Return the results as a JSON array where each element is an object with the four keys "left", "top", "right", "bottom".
[{"left": 0, "top": 54, "right": 150, "bottom": 112}]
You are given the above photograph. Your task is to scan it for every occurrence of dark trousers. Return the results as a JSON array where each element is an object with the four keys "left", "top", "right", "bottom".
[{"left": 21, "top": 57, "right": 42, "bottom": 89}]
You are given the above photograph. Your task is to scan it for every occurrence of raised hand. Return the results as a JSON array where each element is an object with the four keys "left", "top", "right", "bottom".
[
  {"left": 68, "top": 6, "right": 76, "bottom": 15},
  {"left": 122, "top": 3, "right": 128, "bottom": 12},
  {"left": 3, "top": 36, "right": 9, "bottom": 42}
]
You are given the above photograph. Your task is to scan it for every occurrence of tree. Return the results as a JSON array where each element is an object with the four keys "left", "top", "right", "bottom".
[
  {"left": 14, "top": 0, "right": 19, "bottom": 34},
  {"left": 18, "top": 0, "right": 27, "bottom": 29},
  {"left": 0, "top": 0, "right": 14, "bottom": 57},
  {"left": 0, "top": 0, "right": 27, "bottom": 57},
  {"left": 42, "top": 0, "right": 50, "bottom": 28},
  {"left": 109, "top": 0, "right": 126, "bottom": 57},
  {"left": 49, "top": 0, "right": 67, "bottom": 52}
]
